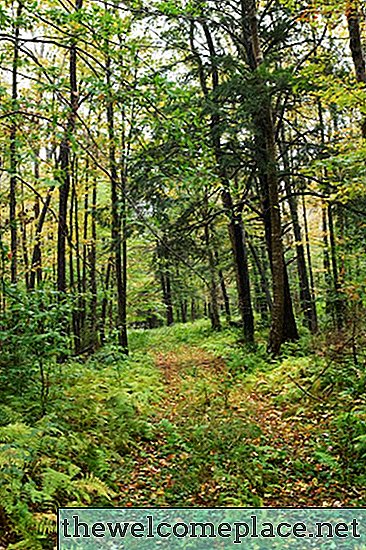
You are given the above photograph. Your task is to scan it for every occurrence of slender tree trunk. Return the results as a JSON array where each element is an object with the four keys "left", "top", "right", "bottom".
[
  {"left": 328, "top": 204, "right": 345, "bottom": 329},
  {"left": 241, "top": 0, "right": 298, "bottom": 354},
  {"left": 80, "top": 170, "right": 89, "bottom": 344},
  {"left": 204, "top": 224, "right": 221, "bottom": 330},
  {"left": 180, "top": 300, "right": 188, "bottom": 324},
  {"left": 248, "top": 239, "right": 272, "bottom": 314},
  {"left": 318, "top": 99, "right": 345, "bottom": 326},
  {"left": 105, "top": 52, "right": 128, "bottom": 353},
  {"left": 20, "top": 183, "right": 29, "bottom": 289},
  {"left": 9, "top": 1, "right": 23, "bottom": 284},
  {"left": 226, "top": 208, "right": 254, "bottom": 341},
  {"left": 100, "top": 259, "right": 112, "bottom": 345},
  {"left": 214, "top": 250, "right": 231, "bottom": 322},
  {"left": 193, "top": 22, "right": 254, "bottom": 343},
  {"left": 120, "top": 146, "right": 128, "bottom": 350},
  {"left": 71, "top": 167, "right": 82, "bottom": 352},
  {"left": 56, "top": 106, "right": 70, "bottom": 294},
  {"left": 69, "top": 178, "right": 78, "bottom": 351},
  {"left": 165, "top": 270, "right": 174, "bottom": 325},
  {"left": 321, "top": 203, "right": 332, "bottom": 317},
  {"left": 281, "top": 135, "right": 317, "bottom": 332},
  {"left": 57, "top": 0, "right": 82, "bottom": 294},
  {"left": 346, "top": 0, "right": 366, "bottom": 138},
  {"left": 89, "top": 176, "right": 98, "bottom": 349},
  {"left": 29, "top": 188, "right": 54, "bottom": 289},
  {"left": 301, "top": 195, "right": 316, "bottom": 302},
  {"left": 157, "top": 243, "right": 174, "bottom": 326},
  {"left": 190, "top": 298, "right": 196, "bottom": 321}
]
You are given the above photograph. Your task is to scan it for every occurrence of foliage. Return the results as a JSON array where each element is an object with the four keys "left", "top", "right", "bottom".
[
  {"left": 1, "top": 0, "right": 366, "bottom": 546},
  {"left": 0, "top": 342, "right": 163, "bottom": 548}
]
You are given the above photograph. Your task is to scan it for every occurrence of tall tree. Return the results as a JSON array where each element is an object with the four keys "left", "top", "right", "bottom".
[
  {"left": 240, "top": 0, "right": 298, "bottom": 353},
  {"left": 190, "top": 20, "right": 255, "bottom": 343},
  {"left": 346, "top": 0, "right": 366, "bottom": 138},
  {"left": 57, "top": 0, "right": 82, "bottom": 294},
  {"left": 9, "top": 0, "right": 23, "bottom": 284},
  {"left": 105, "top": 46, "right": 128, "bottom": 352}
]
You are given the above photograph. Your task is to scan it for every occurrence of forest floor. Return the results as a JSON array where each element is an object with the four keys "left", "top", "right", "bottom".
[
  {"left": 2, "top": 320, "right": 366, "bottom": 548},
  {"left": 113, "top": 322, "right": 365, "bottom": 508}
]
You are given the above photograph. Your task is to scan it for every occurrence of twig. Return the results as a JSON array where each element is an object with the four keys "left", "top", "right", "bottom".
[{"left": 288, "top": 374, "right": 323, "bottom": 402}]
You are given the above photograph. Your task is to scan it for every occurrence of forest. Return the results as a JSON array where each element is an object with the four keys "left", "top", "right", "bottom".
[{"left": 0, "top": 0, "right": 366, "bottom": 547}]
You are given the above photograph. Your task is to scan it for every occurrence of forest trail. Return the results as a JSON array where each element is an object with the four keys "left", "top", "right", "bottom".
[{"left": 115, "top": 344, "right": 362, "bottom": 508}]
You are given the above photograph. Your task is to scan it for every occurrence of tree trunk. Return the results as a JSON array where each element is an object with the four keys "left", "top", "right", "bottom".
[
  {"left": 120, "top": 145, "right": 129, "bottom": 350},
  {"left": 318, "top": 99, "right": 345, "bottom": 326},
  {"left": 226, "top": 208, "right": 254, "bottom": 341},
  {"left": 100, "top": 260, "right": 112, "bottom": 345},
  {"left": 9, "top": 1, "right": 23, "bottom": 284},
  {"left": 204, "top": 224, "right": 221, "bottom": 330},
  {"left": 190, "top": 298, "right": 196, "bottom": 322},
  {"left": 301, "top": 194, "right": 317, "bottom": 313},
  {"left": 20, "top": 183, "right": 29, "bottom": 289},
  {"left": 321, "top": 201, "right": 332, "bottom": 318},
  {"left": 281, "top": 132, "right": 317, "bottom": 332},
  {"left": 194, "top": 21, "right": 255, "bottom": 343},
  {"left": 328, "top": 203, "right": 345, "bottom": 329},
  {"left": 214, "top": 250, "right": 231, "bottom": 322},
  {"left": 29, "top": 188, "right": 54, "bottom": 289},
  {"left": 70, "top": 167, "right": 82, "bottom": 353},
  {"left": 89, "top": 176, "right": 98, "bottom": 349},
  {"left": 346, "top": 0, "right": 366, "bottom": 138},
  {"left": 81, "top": 168, "right": 89, "bottom": 335},
  {"left": 241, "top": 0, "right": 298, "bottom": 354},
  {"left": 105, "top": 52, "right": 128, "bottom": 353},
  {"left": 57, "top": 0, "right": 82, "bottom": 294},
  {"left": 157, "top": 243, "right": 174, "bottom": 326},
  {"left": 248, "top": 239, "right": 272, "bottom": 315}
]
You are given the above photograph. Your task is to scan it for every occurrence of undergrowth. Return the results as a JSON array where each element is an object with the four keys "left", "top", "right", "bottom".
[
  {"left": 0, "top": 349, "right": 162, "bottom": 549},
  {"left": 1, "top": 319, "right": 366, "bottom": 548}
]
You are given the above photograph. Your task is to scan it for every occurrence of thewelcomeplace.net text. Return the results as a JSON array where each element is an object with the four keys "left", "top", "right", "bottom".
[{"left": 60, "top": 513, "right": 361, "bottom": 544}]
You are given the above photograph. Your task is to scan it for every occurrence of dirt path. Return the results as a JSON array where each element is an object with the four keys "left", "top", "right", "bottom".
[{"left": 116, "top": 346, "right": 364, "bottom": 507}]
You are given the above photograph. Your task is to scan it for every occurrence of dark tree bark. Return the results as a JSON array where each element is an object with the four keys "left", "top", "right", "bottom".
[
  {"left": 100, "top": 259, "right": 112, "bottom": 345},
  {"left": 346, "top": 0, "right": 366, "bottom": 138},
  {"left": 70, "top": 164, "right": 82, "bottom": 353},
  {"left": 204, "top": 223, "right": 221, "bottom": 330},
  {"left": 180, "top": 300, "right": 188, "bottom": 324},
  {"left": 57, "top": 0, "right": 82, "bottom": 294},
  {"left": 190, "top": 298, "right": 196, "bottom": 321},
  {"left": 29, "top": 147, "right": 50, "bottom": 290},
  {"left": 191, "top": 21, "right": 254, "bottom": 343},
  {"left": 89, "top": 176, "right": 98, "bottom": 349},
  {"left": 328, "top": 204, "right": 345, "bottom": 329},
  {"left": 29, "top": 188, "right": 54, "bottom": 290},
  {"left": 9, "top": 1, "right": 23, "bottom": 284},
  {"left": 248, "top": 239, "right": 272, "bottom": 315},
  {"left": 81, "top": 168, "right": 89, "bottom": 327},
  {"left": 20, "top": 183, "right": 29, "bottom": 289},
  {"left": 157, "top": 243, "right": 174, "bottom": 326},
  {"left": 321, "top": 201, "right": 332, "bottom": 318},
  {"left": 301, "top": 194, "right": 317, "bottom": 311},
  {"left": 241, "top": 0, "right": 298, "bottom": 354},
  {"left": 57, "top": 99, "right": 71, "bottom": 293},
  {"left": 226, "top": 209, "right": 254, "bottom": 341},
  {"left": 280, "top": 130, "right": 317, "bottom": 332},
  {"left": 318, "top": 100, "right": 345, "bottom": 327},
  {"left": 105, "top": 52, "right": 128, "bottom": 353},
  {"left": 120, "top": 140, "right": 128, "bottom": 351},
  {"left": 214, "top": 250, "right": 231, "bottom": 323}
]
